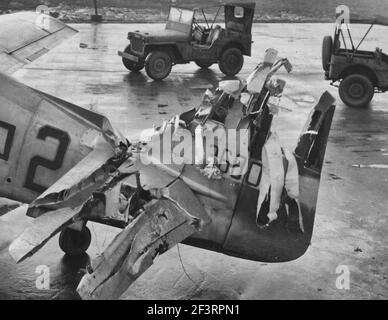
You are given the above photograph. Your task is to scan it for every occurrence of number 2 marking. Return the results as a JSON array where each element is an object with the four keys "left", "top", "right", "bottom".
[
  {"left": 0, "top": 120, "right": 16, "bottom": 161},
  {"left": 24, "top": 126, "right": 70, "bottom": 193}
]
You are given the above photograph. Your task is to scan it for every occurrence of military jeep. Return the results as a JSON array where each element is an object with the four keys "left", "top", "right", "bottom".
[
  {"left": 322, "top": 15, "right": 388, "bottom": 108},
  {"left": 118, "top": 2, "right": 255, "bottom": 80}
]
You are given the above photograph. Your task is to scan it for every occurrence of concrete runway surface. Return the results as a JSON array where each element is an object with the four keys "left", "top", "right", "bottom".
[{"left": 0, "top": 23, "right": 387, "bottom": 299}]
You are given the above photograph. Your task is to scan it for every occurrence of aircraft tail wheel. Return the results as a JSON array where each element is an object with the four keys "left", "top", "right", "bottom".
[{"left": 59, "top": 226, "right": 92, "bottom": 256}]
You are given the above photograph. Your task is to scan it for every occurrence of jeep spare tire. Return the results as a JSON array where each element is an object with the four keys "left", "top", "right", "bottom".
[
  {"left": 219, "top": 47, "right": 244, "bottom": 76},
  {"left": 339, "top": 74, "right": 374, "bottom": 108},
  {"left": 122, "top": 45, "right": 144, "bottom": 72},
  {"left": 145, "top": 50, "right": 172, "bottom": 81},
  {"left": 322, "top": 36, "right": 333, "bottom": 71}
]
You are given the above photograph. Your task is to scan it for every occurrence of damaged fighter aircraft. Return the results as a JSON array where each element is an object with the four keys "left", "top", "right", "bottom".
[{"left": 0, "top": 13, "right": 335, "bottom": 299}]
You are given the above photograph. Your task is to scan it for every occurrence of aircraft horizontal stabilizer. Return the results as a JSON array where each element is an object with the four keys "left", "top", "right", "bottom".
[
  {"left": 0, "top": 12, "right": 78, "bottom": 75},
  {"left": 0, "top": 198, "right": 23, "bottom": 217},
  {"left": 9, "top": 206, "right": 81, "bottom": 263},
  {"left": 26, "top": 142, "right": 119, "bottom": 218},
  {"left": 9, "top": 144, "right": 129, "bottom": 262}
]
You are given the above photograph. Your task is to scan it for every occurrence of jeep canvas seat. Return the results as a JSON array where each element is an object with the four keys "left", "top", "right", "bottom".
[
  {"left": 193, "top": 25, "right": 222, "bottom": 49},
  {"left": 207, "top": 25, "right": 222, "bottom": 44}
]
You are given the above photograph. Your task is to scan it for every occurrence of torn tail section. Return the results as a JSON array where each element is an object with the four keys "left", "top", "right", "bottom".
[{"left": 77, "top": 198, "right": 202, "bottom": 300}]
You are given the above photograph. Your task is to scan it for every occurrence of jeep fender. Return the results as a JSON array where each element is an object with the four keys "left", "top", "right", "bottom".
[
  {"left": 144, "top": 44, "right": 184, "bottom": 63},
  {"left": 220, "top": 41, "right": 249, "bottom": 57},
  {"left": 339, "top": 64, "right": 378, "bottom": 86}
]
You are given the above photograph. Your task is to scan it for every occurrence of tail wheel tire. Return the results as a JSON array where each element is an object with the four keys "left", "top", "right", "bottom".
[
  {"left": 322, "top": 36, "right": 333, "bottom": 71},
  {"left": 195, "top": 60, "right": 213, "bottom": 69},
  {"left": 59, "top": 226, "right": 92, "bottom": 256},
  {"left": 219, "top": 47, "right": 244, "bottom": 76},
  {"left": 145, "top": 50, "right": 172, "bottom": 81},
  {"left": 122, "top": 45, "right": 144, "bottom": 72},
  {"left": 339, "top": 74, "right": 374, "bottom": 108}
]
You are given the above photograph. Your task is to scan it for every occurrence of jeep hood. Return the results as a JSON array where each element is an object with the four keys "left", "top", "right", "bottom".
[{"left": 128, "top": 28, "right": 189, "bottom": 43}]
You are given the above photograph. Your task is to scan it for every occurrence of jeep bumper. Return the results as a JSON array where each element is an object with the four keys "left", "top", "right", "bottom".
[{"left": 118, "top": 50, "right": 139, "bottom": 63}]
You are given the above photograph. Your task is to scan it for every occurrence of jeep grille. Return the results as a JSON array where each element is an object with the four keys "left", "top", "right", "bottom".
[{"left": 130, "top": 37, "right": 144, "bottom": 55}]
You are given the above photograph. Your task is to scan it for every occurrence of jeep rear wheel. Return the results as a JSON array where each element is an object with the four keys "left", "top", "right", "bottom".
[
  {"left": 195, "top": 60, "right": 213, "bottom": 69},
  {"left": 122, "top": 45, "right": 144, "bottom": 72},
  {"left": 322, "top": 36, "right": 333, "bottom": 72},
  {"left": 219, "top": 48, "right": 244, "bottom": 76},
  {"left": 339, "top": 74, "right": 374, "bottom": 108},
  {"left": 145, "top": 50, "right": 172, "bottom": 81}
]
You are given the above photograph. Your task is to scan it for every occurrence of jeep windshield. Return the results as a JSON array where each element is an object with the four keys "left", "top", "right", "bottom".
[{"left": 166, "top": 7, "right": 194, "bottom": 35}]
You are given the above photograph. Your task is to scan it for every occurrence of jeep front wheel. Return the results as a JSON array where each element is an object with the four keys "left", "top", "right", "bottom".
[
  {"left": 122, "top": 45, "right": 144, "bottom": 72},
  {"left": 219, "top": 48, "right": 244, "bottom": 76},
  {"left": 145, "top": 50, "right": 172, "bottom": 81},
  {"left": 195, "top": 60, "right": 213, "bottom": 69},
  {"left": 339, "top": 74, "right": 374, "bottom": 108}
]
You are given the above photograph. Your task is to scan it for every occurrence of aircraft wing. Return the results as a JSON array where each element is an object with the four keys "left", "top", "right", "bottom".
[{"left": 0, "top": 12, "right": 77, "bottom": 75}]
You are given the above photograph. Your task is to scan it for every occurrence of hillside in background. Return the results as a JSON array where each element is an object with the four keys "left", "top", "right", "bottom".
[{"left": 1, "top": 0, "right": 388, "bottom": 22}]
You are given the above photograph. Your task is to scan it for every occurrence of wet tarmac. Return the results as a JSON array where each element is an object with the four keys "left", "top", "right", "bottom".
[{"left": 0, "top": 23, "right": 387, "bottom": 299}]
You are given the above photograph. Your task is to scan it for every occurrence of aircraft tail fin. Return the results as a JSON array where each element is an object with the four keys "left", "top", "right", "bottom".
[
  {"left": 293, "top": 91, "right": 335, "bottom": 242},
  {"left": 294, "top": 91, "right": 336, "bottom": 174}
]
